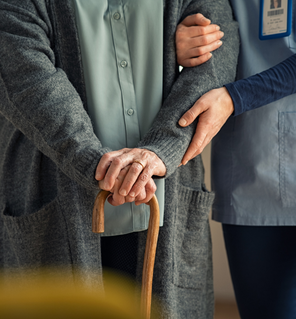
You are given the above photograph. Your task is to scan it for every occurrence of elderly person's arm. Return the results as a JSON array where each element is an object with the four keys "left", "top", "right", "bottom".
[
  {"left": 96, "top": 0, "right": 239, "bottom": 204},
  {"left": 0, "top": 1, "right": 110, "bottom": 191}
]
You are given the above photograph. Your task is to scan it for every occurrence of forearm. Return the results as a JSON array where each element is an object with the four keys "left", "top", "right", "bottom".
[
  {"left": 227, "top": 54, "right": 296, "bottom": 116},
  {"left": 138, "top": 0, "right": 239, "bottom": 176}
]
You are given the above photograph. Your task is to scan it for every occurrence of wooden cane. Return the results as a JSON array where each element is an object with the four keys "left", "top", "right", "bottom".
[{"left": 92, "top": 190, "right": 160, "bottom": 319}]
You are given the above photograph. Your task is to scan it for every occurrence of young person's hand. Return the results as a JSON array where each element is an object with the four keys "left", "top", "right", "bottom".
[
  {"left": 176, "top": 13, "right": 224, "bottom": 67},
  {"left": 179, "top": 87, "right": 234, "bottom": 164}
]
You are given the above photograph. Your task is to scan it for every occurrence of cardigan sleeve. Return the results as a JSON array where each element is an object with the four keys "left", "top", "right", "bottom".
[
  {"left": 138, "top": 0, "right": 240, "bottom": 177},
  {"left": 226, "top": 54, "right": 296, "bottom": 116},
  {"left": 0, "top": 1, "right": 111, "bottom": 190}
]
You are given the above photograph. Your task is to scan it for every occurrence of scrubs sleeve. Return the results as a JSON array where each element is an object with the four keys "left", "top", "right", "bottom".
[{"left": 226, "top": 54, "right": 296, "bottom": 116}]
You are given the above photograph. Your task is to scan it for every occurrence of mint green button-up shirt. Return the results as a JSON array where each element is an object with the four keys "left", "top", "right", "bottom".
[{"left": 72, "top": 0, "right": 164, "bottom": 236}]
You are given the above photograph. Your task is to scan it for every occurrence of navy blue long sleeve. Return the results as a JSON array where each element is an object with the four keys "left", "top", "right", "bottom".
[{"left": 225, "top": 54, "right": 296, "bottom": 116}]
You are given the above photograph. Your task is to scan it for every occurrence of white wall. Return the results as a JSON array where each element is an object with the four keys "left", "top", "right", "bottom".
[{"left": 201, "top": 143, "right": 235, "bottom": 301}]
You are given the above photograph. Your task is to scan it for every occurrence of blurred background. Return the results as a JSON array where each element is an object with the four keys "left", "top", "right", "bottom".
[{"left": 202, "top": 143, "right": 240, "bottom": 319}]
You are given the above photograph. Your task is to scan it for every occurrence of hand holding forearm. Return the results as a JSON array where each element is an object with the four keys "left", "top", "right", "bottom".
[
  {"left": 178, "top": 87, "right": 234, "bottom": 164},
  {"left": 176, "top": 13, "right": 224, "bottom": 67}
]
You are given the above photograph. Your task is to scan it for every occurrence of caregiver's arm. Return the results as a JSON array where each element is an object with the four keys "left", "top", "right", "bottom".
[{"left": 178, "top": 54, "right": 296, "bottom": 164}]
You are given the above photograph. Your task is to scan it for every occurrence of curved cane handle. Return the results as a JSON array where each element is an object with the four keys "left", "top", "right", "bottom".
[
  {"left": 92, "top": 191, "right": 160, "bottom": 319},
  {"left": 92, "top": 190, "right": 110, "bottom": 233}
]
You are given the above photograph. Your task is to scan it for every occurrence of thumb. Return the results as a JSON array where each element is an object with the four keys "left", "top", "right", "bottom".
[{"left": 178, "top": 99, "right": 205, "bottom": 127}]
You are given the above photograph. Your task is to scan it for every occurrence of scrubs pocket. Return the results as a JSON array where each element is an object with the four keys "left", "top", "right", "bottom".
[
  {"left": 172, "top": 185, "right": 214, "bottom": 289},
  {"left": 1, "top": 197, "right": 72, "bottom": 267},
  {"left": 279, "top": 112, "right": 296, "bottom": 207}
]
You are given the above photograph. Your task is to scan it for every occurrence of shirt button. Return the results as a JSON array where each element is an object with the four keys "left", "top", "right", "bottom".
[
  {"left": 113, "top": 12, "right": 121, "bottom": 20},
  {"left": 127, "top": 108, "right": 134, "bottom": 116},
  {"left": 120, "top": 60, "right": 128, "bottom": 68}
]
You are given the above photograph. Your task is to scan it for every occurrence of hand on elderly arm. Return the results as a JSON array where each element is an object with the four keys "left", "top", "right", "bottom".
[
  {"left": 95, "top": 148, "right": 166, "bottom": 206},
  {"left": 176, "top": 13, "right": 233, "bottom": 164},
  {"left": 176, "top": 13, "right": 224, "bottom": 67},
  {"left": 178, "top": 87, "right": 234, "bottom": 164}
]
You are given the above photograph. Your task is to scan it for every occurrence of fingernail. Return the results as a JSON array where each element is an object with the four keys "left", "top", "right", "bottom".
[
  {"left": 218, "top": 40, "right": 223, "bottom": 46},
  {"left": 120, "top": 190, "right": 127, "bottom": 196},
  {"left": 216, "top": 26, "right": 220, "bottom": 30},
  {"left": 179, "top": 118, "right": 187, "bottom": 126},
  {"left": 220, "top": 31, "right": 224, "bottom": 37},
  {"left": 130, "top": 192, "right": 135, "bottom": 197},
  {"left": 184, "top": 161, "right": 188, "bottom": 165}
]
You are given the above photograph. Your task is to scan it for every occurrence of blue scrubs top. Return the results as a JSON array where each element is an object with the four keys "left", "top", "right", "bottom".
[{"left": 212, "top": 0, "right": 296, "bottom": 225}]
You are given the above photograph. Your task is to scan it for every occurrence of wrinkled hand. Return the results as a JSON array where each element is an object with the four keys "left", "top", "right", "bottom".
[
  {"left": 178, "top": 87, "right": 234, "bottom": 164},
  {"left": 176, "top": 13, "right": 224, "bottom": 67},
  {"left": 95, "top": 148, "right": 166, "bottom": 206}
]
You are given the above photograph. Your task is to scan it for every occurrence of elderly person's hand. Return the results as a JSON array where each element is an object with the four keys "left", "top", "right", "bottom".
[
  {"left": 176, "top": 13, "right": 224, "bottom": 67},
  {"left": 178, "top": 87, "right": 234, "bottom": 164},
  {"left": 95, "top": 148, "right": 166, "bottom": 206}
]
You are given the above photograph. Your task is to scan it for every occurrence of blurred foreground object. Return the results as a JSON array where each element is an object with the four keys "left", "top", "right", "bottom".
[{"left": 0, "top": 269, "right": 160, "bottom": 319}]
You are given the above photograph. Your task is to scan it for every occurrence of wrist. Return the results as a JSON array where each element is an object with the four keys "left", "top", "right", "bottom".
[{"left": 221, "top": 87, "right": 234, "bottom": 116}]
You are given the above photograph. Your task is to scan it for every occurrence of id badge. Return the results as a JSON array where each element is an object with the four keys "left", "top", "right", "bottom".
[{"left": 259, "top": 0, "right": 293, "bottom": 40}]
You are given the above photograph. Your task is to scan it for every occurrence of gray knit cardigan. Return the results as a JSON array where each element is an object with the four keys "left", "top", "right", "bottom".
[{"left": 0, "top": 0, "right": 239, "bottom": 318}]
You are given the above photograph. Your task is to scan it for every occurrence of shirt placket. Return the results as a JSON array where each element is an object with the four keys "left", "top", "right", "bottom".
[{"left": 108, "top": 0, "right": 141, "bottom": 148}]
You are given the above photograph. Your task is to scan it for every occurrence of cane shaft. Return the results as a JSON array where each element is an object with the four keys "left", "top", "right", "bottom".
[
  {"left": 92, "top": 191, "right": 159, "bottom": 319},
  {"left": 140, "top": 195, "right": 160, "bottom": 319}
]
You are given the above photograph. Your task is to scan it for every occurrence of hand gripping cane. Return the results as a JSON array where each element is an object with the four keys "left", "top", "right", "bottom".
[{"left": 92, "top": 190, "right": 160, "bottom": 319}]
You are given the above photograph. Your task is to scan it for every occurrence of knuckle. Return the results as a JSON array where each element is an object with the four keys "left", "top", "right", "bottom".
[
  {"left": 140, "top": 173, "right": 149, "bottom": 182},
  {"left": 198, "top": 99, "right": 207, "bottom": 110},
  {"left": 142, "top": 150, "right": 151, "bottom": 161},
  {"left": 187, "top": 59, "right": 195, "bottom": 67},
  {"left": 177, "top": 41, "right": 186, "bottom": 51},
  {"left": 148, "top": 182, "right": 157, "bottom": 193},
  {"left": 113, "top": 157, "right": 123, "bottom": 166},
  {"left": 102, "top": 153, "right": 112, "bottom": 162},
  {"left": 125, "top": 197, "right": 133, "bottom": 203},
  {"left": 195, "top": 47, "right": 203, "bottom": 56},
  {"left": 202, "top": 36, "right": 210, "bottom": 45},
  {"left": 130, "top": 165, "right": 141, "bottom": 174},
  {"left": 175, "top": 28, "right": 184, "bottom": 41},
  {"left": 195, "top": 13, "right": 203, "bottom": 23},
  {"left": 135, "top": 164, "right": 143, "bottom": 171},
  {"left": 186, "top": 108, "right": 196, "bottom": 121},
  {"left": 199, "top": 26, "right": 207, "bottom": 35},
  {"left": 138, "top": 192, "right": 146, "bottom": 201}
]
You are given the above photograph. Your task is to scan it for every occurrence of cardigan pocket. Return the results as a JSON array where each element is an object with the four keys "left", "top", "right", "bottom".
[
  {"left": 279, "top": 112, "right": 296, "bottom": 207},
  {"left": 1, "top": 197, "right": 72, "bottom": 267},
  {"left": 172, "top": 184, "right": 214, "bottom": 289}
]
